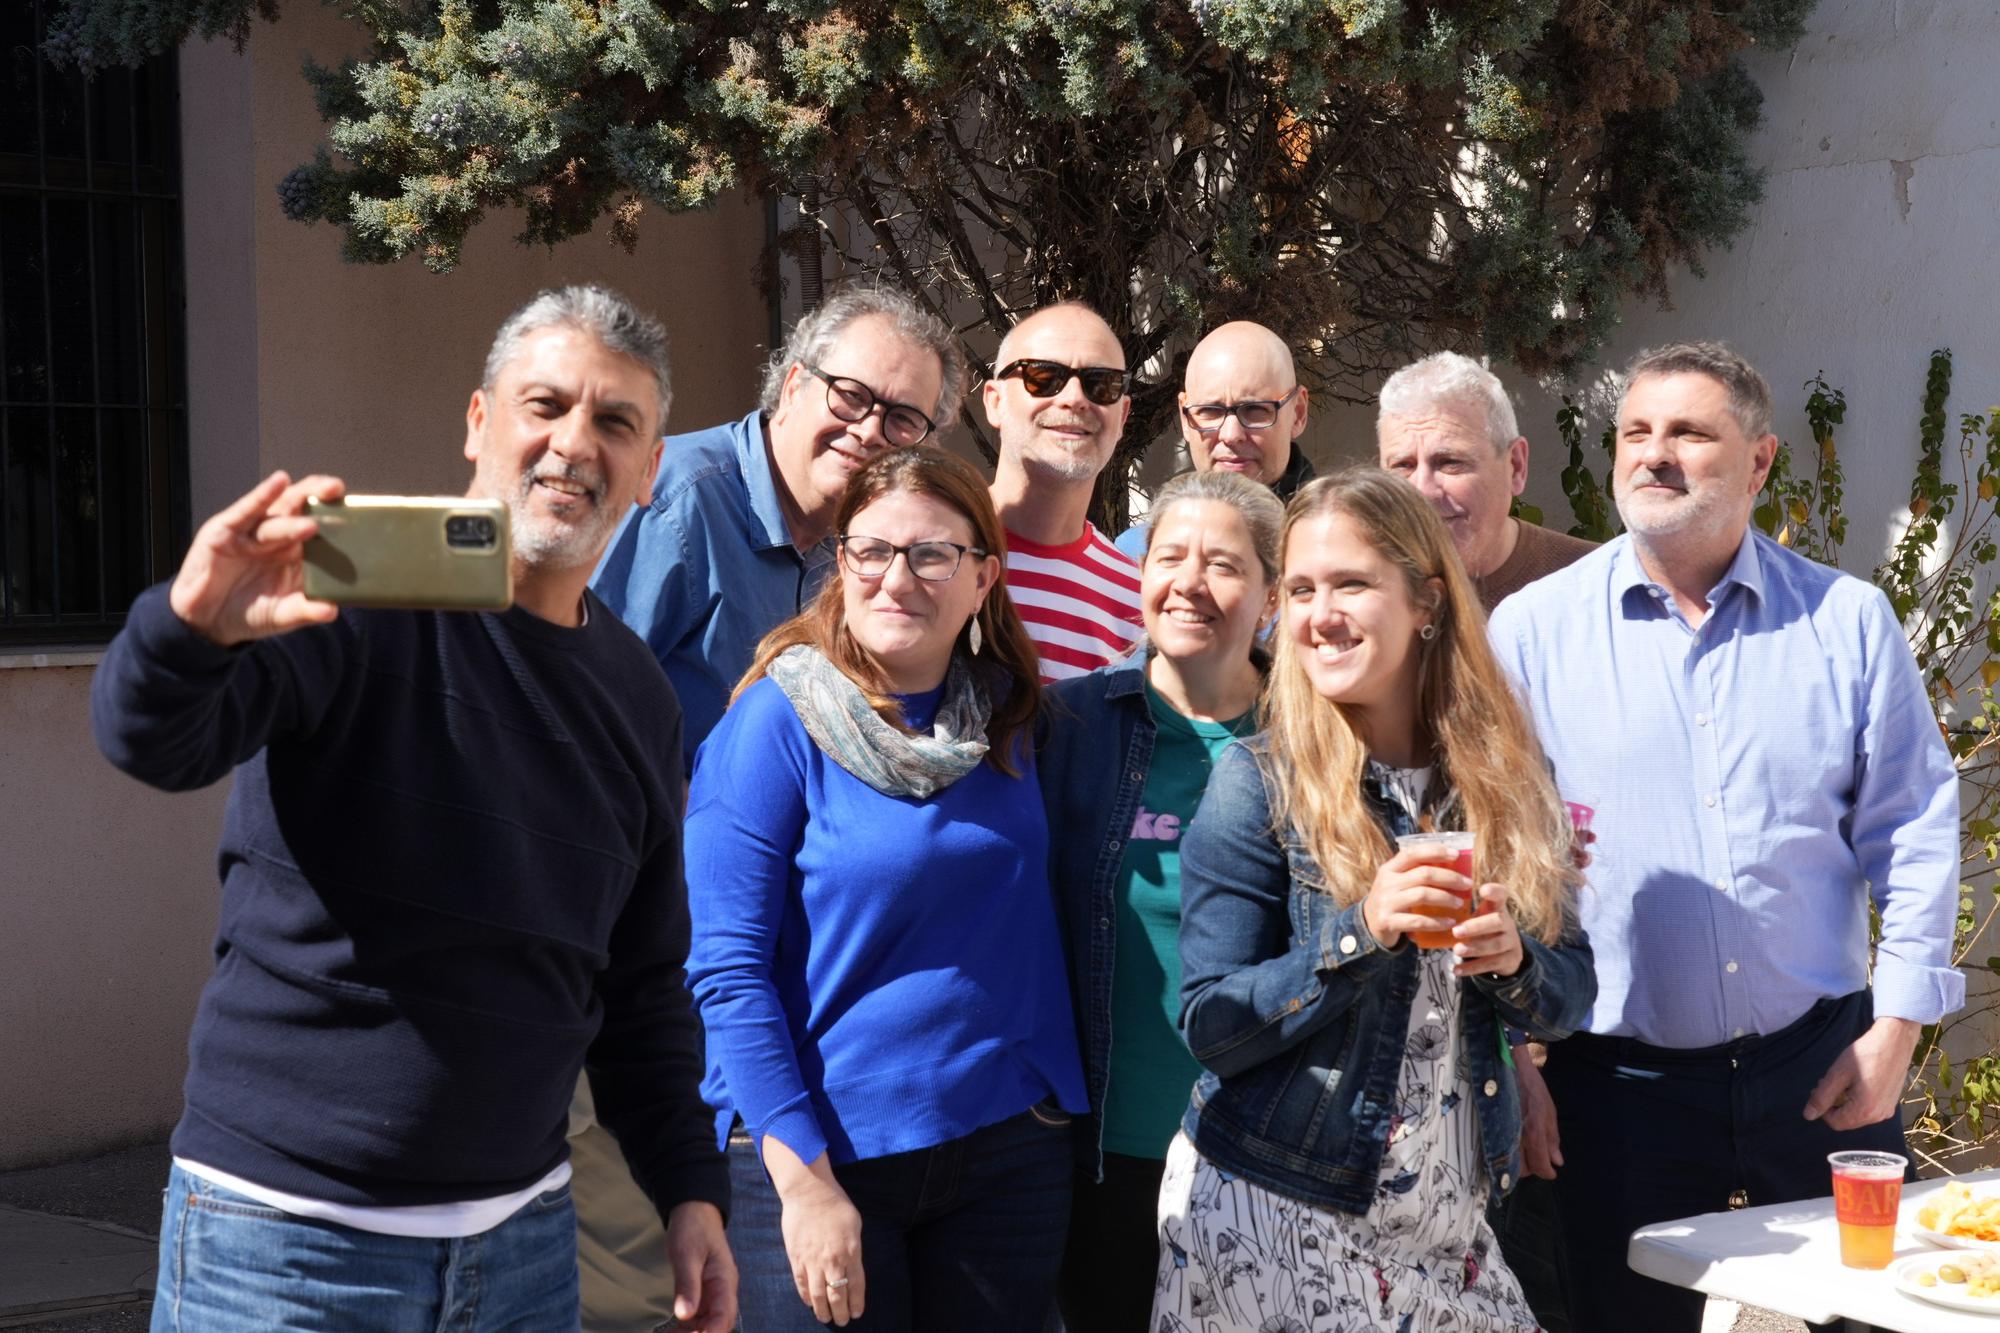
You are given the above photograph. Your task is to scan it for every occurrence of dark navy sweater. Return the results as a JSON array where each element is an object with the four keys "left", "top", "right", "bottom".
[{"left": 91, "top": 584, "right": 727, "bottom": 1217}]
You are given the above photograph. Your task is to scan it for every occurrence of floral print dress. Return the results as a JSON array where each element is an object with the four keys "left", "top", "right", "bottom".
[{"left": 1151, "top": 765, "right": 1539, "bottom": 1333}]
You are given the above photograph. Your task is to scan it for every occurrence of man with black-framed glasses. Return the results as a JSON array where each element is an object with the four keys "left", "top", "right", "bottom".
[
  {"left": 1114, "top": 321, "right": 1316, "bottom": 560},
  {"left": 983, "top": 300, "right": 1144, "bottom": 681},
  {"left": 593, "top": 283, "right": 962, "bottom": 769}
]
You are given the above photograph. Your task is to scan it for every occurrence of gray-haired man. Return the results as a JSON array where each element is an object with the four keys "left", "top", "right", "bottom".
[
  {"left": 1377, "top": 349, "right": 1595, "bottom": 1332},
  {"left": 1490, "top": 342, "right": 1958, "bottom": 1333},
  {"left": 1378, "top": 350, "right": 1594, "bottom": 612},
  {"left": 582, "top": 284, "right": 962, "bottom": 1330},
  {"left": 593, "top": 283, "right": 965, "bottom": 767},
  {"left": 92, "top": 285, "right": 734, "bottom": 1333}
]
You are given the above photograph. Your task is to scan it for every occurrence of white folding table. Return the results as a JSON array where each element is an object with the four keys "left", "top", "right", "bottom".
[{"left": 1628, "top": 1169, "right": 2000, "bottom": 1331}]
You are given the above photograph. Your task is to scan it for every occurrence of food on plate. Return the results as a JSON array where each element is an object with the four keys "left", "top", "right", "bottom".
[
  {"left": 1918, "top": 1181, "right": 2000, "bottom": 1241},
  {"left": 1912, "top": 1251, "right": 2000, "bottom": 1298}
]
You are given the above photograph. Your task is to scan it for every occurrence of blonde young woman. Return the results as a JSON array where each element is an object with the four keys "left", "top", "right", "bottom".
[{"left": 1158, "top": 468, "right": 1595, "bottom": 1332}]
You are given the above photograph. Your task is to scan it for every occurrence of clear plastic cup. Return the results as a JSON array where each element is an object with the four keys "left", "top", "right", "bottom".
[
  {"left": 1393, "top": 831, "right": 1481, "bottom": 949},
  {"left": 1829, "top": 1150, "right": 1906, "bottom": 1269}
]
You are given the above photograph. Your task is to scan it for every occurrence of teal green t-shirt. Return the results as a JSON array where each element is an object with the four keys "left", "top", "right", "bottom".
[{"left": 1101, "top": 681, "right": 1257, "bottom": 1159}]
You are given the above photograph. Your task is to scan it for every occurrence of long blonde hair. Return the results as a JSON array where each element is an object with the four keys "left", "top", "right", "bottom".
[{"left": 1262, "top": 468, "right": 1578, "bottom": 945}]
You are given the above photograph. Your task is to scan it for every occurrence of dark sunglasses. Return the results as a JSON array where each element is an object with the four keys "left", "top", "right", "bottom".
[{"left": 995, "top": 358, "right": 1128, "bottom": 406}]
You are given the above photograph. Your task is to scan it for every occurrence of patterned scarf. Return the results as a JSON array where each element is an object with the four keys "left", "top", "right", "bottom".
[{"left": 766, "top": 644, "right": 993, "bottom": 798}]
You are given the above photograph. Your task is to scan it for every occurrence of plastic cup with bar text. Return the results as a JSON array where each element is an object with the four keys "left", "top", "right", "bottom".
[
  {"left": 1829, "top": 1149, "right": 1907, "bottom": 1269},
  {"left": 1392, "top": 831, "right": 1484, "bottom": 949}
]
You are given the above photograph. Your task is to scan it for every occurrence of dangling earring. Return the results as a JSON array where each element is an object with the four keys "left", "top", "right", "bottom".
[
  {"left": 969, "top": 616, "right": 984, "bottom": 656},
  {"left": 1418, "top": 622, "right": 1438, "bottom": 642}
]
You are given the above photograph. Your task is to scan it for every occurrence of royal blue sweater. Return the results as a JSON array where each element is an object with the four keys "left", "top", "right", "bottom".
[
  {"left": 90, "top": 585, "right": 727, "bottom": 1217},
  {"left": 685, "top": 676, "right": 1086, "bottom": 1166}
]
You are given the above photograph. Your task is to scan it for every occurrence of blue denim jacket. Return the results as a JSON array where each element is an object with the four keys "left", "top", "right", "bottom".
[
  {"left": 1177, "top": 739, "right": 1596, "bottom": 1213},
  {"left": 1037, "top": 653, "right": 1158, "bottom": 1181}
]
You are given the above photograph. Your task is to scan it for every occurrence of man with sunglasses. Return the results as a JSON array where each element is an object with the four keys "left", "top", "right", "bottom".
[
  {"left": 584, "top": 283, "right": 960, "bottom": 1331},
  {"left": 983, "top": 301, "right": 1145, "bottom": 682},
  {"left": 1114, "top": 321, "right": 1317, "bottom": 560}
]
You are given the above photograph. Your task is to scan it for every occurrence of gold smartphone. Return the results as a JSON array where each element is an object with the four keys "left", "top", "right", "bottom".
[{"left": 303, "top": 496, "right": 513, "bottom": 611}]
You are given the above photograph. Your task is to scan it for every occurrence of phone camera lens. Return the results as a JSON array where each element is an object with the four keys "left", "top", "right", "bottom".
[{"left": 446, "top": 514, "right": 497, "bottom": 549}]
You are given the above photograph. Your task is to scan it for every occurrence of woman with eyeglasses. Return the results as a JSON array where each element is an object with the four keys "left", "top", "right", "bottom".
[
  {"left": 1037, "top": 469, "right": 1282, "bottom": 1331},
  {"left": 686, "top": 446, "right": 1087, "bottom": 1331},
  {"left": 1155, "top": 469, "right": 1595, "bottom": 1332}
]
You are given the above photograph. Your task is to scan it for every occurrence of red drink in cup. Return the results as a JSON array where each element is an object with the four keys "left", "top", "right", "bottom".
[
  {"left": 1394, "top": 831, "right": 1482, "bottom": 949},
  {"left": 1829, "top": 1150, "right": 1906, "bottom": 1269}
]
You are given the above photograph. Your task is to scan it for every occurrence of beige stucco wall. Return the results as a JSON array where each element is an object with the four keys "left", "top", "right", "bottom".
[
  {"left": 0, "top": 4, "right": 768, "bottom": 1169},
  {"left": 0, "top": 667, "right": 229, "bottom": 1167}
]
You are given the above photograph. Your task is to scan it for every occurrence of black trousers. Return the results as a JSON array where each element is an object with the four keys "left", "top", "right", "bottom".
[
  {"left": 1489, "top": 1172, "right": 1572, "bottom": 1333},
  {"left": 730, "top": 1110, "right": 1074, "bottom": 1333},
  {"left": 1543, "top": 991, "right": 1910, "bottom": 1333},
  {"left": 1054, "top": 1151, "right": 1167, "bottom": 1333}
]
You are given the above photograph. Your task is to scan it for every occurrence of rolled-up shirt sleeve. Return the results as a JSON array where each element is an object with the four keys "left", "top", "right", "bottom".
[{"left": 1853, "top": 587, "right": 1964, "bottom": 1023}]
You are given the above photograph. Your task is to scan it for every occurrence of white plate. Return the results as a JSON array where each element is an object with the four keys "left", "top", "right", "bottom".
[
  {"left": 1918, "top": 1227, "right": 2000, "bottom": 1253},
  {"left": 1894, "top": 1254, "right": 2000, "bottom": 1314}
]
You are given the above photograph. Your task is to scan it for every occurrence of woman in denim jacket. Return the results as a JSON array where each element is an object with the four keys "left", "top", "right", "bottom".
[
  {"left": 1158, "top": 469, "right": 1595, "bottom": 1333},
  {"left": 1040, "top": 470, "right": 1283, "bottom": 1331}
]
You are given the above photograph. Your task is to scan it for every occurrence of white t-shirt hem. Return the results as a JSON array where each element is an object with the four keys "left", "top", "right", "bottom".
[{"left": 173, "top": 1156, "right": 573, "bottom": 1239}]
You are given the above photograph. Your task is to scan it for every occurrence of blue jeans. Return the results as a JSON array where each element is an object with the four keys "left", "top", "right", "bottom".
[
  {"left": 730, "top": 1107, "right": 1074, "bottom": 1332},
  {"left": 149, "top": 1164, "right": 581, "bottom": 1332}
]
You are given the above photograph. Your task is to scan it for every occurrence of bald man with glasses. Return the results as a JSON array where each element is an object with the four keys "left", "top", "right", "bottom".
[{"left": 1115, "top": 321, "right": 1316, "bottom": 560}]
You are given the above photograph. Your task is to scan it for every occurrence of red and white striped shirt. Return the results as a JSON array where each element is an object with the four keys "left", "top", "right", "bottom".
[{"left": 1004, "top": 525, "right": 1144, "bottom": 683}]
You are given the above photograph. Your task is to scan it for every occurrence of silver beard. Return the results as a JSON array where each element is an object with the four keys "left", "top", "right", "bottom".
[
  {"left": 509, "top": 462, "right": 622, "bottom": 570},
  {"left": 1613, "top": 467, "right": 1731, "bottom": 547}
]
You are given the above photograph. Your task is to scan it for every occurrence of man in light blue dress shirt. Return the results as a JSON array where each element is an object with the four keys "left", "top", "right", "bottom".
[{"left": 1488, "top": 342, "right": 1962, "bottom": 1333}]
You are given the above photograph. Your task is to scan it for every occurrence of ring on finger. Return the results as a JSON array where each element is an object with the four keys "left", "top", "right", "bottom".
[{"left": 827, "top": 1277, "right": 851, "bottom": 1293}]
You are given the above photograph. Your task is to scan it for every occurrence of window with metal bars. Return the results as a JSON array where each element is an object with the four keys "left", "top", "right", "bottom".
[{"left": 1, "top": 0, "right": 188, "bottom": 648}]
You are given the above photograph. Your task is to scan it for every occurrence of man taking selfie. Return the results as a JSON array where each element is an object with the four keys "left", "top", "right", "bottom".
[{"left": 91, "top": 285, "right": 735, "bottom": 1333}]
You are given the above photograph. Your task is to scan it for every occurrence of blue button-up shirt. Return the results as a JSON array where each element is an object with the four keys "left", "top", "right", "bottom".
[
  {"left": 591, "top": 411, "right": 836, "bottom": 768},
  {"left": 1487, "top": 530, "right": 1963, "bottom": 1048}
]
